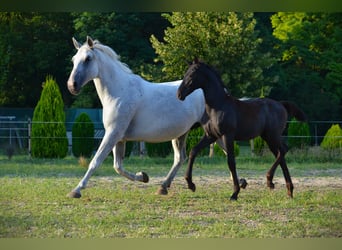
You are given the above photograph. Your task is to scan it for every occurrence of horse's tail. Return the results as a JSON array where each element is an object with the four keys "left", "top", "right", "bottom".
[{"left": 281, "top": 101, "right": 307, "bottom": 122}]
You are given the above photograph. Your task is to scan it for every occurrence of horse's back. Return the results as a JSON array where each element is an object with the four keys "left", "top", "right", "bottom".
[{"left": 124, "top": 79, "right": 205, "bottom": 142}]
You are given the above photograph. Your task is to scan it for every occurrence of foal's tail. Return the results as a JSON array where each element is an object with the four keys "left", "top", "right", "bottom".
[{"left": 281, "top": 101, "right": 307, "bottom": 122}]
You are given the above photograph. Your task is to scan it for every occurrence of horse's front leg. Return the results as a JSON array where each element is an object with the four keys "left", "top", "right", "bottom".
[
  {"left": 223, "top": 135, "right": 240, "bottom": 201},
  {"left": 157, "top": 133, "right": 188, "bottom": 195},
  {"left": 185, "top": 134, "right": 216, "bottom": 192},
  {"left": 113, "top": 141, "right": 149, "bottom": 183},
  {"left": 68, "top": 130, "right": 120, "bottom": 198},
  {"left": 216, "top": 137, "right": 248, "bottom": 189}
]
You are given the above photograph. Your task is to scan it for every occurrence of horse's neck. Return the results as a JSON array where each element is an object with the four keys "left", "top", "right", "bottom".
[{"left": 93, "top": 59, "right": 137, "bottom": 106}]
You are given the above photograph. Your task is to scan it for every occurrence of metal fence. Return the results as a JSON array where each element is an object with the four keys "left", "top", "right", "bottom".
[{"left": 0, "top": 117, "right": 341, "bottom": 156}]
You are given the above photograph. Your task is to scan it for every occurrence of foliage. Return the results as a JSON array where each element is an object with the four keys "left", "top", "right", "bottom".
[
  {"left": 252, "top": 136, "right": 267, "bottom": 156},
  {"left": 151, "top": 12, "right": 275, "bottom": 97},
  {"left": 320, "top": 124, "right": 342, "bottom": 151},
  {"left": 145, "top": 142, "right": 172, "bottom": 158},
  {"left": 186, "top": 127, "right": 209, "bottom": 156},
  {"left": 0, "top": 12, "right": 74, "bottom": 107},
  {"left": 72, "top": 113, "right": 94, "bottom": 158},
  {"left": 270, "top": 12, "right": 342, "bottom": 121},
  {"left": 31, "top": 76, "right": 68, "bottom": 158},
  {"left": 213, "top": 141, "right": 240, "bottom": 157},
  {"left": 287, "top": 119, "right": 311, "bottom": 149}
]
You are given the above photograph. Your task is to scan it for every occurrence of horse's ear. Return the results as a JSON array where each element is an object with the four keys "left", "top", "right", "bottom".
[
  {"left": 72, "top": 37, "right": 81, "bottom": 50},
  {"left": 86, "top": 36, "right": 94, "bottom": 49},
  {"left": 193, "top": 57, "right": 200, "bottom": 64}
]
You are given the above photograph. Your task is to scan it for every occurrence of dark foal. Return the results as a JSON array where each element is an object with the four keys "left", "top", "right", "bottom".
[{"left": 177, "top": 59, "right": 307, "bottom": 200}]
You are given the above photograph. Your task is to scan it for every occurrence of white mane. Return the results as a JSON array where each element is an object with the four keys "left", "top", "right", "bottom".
[{"left": 92, "top": 40, "right": 133, "bottom": 74}]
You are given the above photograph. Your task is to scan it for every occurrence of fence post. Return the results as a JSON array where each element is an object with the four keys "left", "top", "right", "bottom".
[{"left": 28, "top": 118, "right": 31, "bottom": 157}]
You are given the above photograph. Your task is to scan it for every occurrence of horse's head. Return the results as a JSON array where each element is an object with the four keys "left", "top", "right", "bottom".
[
  {"left": 67, "top": 36, "right": 99, "bottom": 95},
  {"left": 177, "top": 58, "right": 207, "bottom": 101}
]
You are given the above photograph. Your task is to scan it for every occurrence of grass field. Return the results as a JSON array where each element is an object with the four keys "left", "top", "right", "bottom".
[{"left": 0, "top": 148, "right": 341, "bottom": 238}]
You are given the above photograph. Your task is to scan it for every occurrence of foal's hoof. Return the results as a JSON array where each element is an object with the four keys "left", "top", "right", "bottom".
[
  {"left": 137, "top": 171, "right": 149, "bottom": 183},
  {"left": 239, "top": 178, "right": 248, "bottom": 189},
  {"left": 156, "top": 186, "right": 168, "bottom": 195},
  {"left": 68, "top": 191, "right": 81, "bottom": 198},
  {"left": 267, "top": 182, "right": 275, "bottom": 189},
  {"left": 229, "top": 195, "right": 238, "bottom": 201},
  {"left": 188, "top": 182, "right": 196, "bottom": 192}
]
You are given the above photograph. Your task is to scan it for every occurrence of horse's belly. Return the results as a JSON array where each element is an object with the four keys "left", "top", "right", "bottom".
[{"left": 124, "top": 123, "right": 189, "bottom": 142}]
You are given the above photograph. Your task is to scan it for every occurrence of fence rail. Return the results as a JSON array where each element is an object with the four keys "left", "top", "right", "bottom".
[{"left": 0, "top": 119, "right": 341, "bottom": 156}]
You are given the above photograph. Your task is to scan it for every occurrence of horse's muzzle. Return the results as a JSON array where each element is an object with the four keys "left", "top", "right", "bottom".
[{"left": 67, "top": 79, "right": 80, "bottom": 95}]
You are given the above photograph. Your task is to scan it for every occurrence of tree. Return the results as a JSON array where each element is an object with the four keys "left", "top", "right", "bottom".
[
  {"left": 72, "top": 113, "right": 94, "bottom": 158},
  {"left": 151, "top": 12, "right": 275, "bottom": 97},
  {"left": 270, "top": 12, "right": 342, "bottom": 121},
  {"left": 31, "top": 76, "right": 68, "bottom": 158},
  {"left": 0, "top": 12, "right": 74, "bottom": 107}
]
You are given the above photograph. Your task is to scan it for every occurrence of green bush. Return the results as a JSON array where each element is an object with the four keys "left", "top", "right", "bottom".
[
  {"left": 288, "top": 118, "right": 311, "bottom": 149},
  {"left": 320, "top": 124, "right": 342, "bottom": 151},
  {"left": 31, "top": 76, "right": 68, "bottom": 158},
  {"left": 213, "top": 142, "right": 240, "bottom": 157},
  {"left": 72, "top": 113, "right": 94, "bottom": 158},
  {"left": 145, "top": 141, "right": 172, "bottom": 158},
  {"left": 252, "top": 136, "right": 266, "bottom": 156},
  {"left": 186, "top": 127, "right": 209, "bottom": 156}
]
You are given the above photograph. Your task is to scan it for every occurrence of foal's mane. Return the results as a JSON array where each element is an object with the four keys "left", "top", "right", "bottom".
[
  {"left": 199, "top": 61, "right": 230, "bottom": 95},
  {"left": 92, "top": 40, "right": 133, "bottom": 74}
]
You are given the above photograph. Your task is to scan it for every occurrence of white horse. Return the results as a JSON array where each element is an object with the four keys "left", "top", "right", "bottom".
[{"left": 67, "top": 37, "right": 206, "bottom": 198}]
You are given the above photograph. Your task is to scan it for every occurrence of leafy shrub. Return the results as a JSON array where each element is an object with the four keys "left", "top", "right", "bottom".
[
  {"left": 186, "top": 127, "right": 209, "bottom": 156},
  {"left": 288, "top": 118, "right": 311, "bottom": 149},
  {"left": 213, "top": 141, "right": 240, "bottom": 157},
  {"left": 72, "top": 113, "right": 94, "bottom": 158},
  {"left": 31, "top": 76, "right": 68, "bottom": 158},
  {"left": 252, "top": 136, "right": 266, "bottom": 156},
  {"left": 320, "top": 124, "right": 342, "bottom": 151},
  {"left": 145, "top": 142, "right": 172, "bottom": 158}
]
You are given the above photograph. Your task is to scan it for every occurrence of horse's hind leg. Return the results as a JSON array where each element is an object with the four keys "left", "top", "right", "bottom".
[
  {"left": 156, "top": 133, "right": 188, "bottom": 195},
  {"left": 278, "top": 143, "right": 294, "bottom": 198},
  {"left": 185, "top": 135, "right": 216, "bottom": 192},
  {"left": 113, "top": 141, "right": 149, "bottom": 183},
  {"left": 265, "top": 140, "right": 294, "bottom": 197}
]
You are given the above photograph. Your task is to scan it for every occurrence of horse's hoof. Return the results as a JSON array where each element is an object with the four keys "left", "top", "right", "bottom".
[
  {"left": 156, "top": 186, "right": 168, "bottom": 195},
  {"left": 239, "top": 178, "right": 248, "bottom": 189},
  {"left": 188, "top": 182, "right": 196, "bottom": 192},
  {"left": 68, "top": 191, "right": 81, "bottom": 198},
  {"left": 267, "top": 182, "right": 275, "bottom": 189},
  {"left": 141, "top": 172, "right": 149, "bottom": 183},
  {"left": 230, "top": 195, "right": 238, "bottom": 201},
  {"left": 137, "top": 171, "right": 149, "bottom": 183}
]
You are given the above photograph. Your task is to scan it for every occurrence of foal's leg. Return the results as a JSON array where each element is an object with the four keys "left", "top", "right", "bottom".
[
  {"left": 265, "top": 140, "right": 294, "bottom": 197},
  {"left": 222, "top": 135, "right": 240, "bottom": 201},
  {"left": 157, "top": 133, "right": 188, "bottom": 195},
  {"left": 278, "top": 143, "right": 294, "bottom": 198},
  {"left": 216, "top": 138, "right": 248, "bottom": 189},
  {"left": 185, "top": 135, "right": 216, "bottom": 192},
  {"left": 113, "top": 141, "right": 149, "bottom": 182}
]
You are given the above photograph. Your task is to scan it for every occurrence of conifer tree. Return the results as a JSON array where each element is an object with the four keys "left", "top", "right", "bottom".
[{"left": 31, "top": 76, "right": 68, "bottom": 158}]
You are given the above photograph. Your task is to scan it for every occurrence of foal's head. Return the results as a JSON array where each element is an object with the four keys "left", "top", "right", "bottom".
[{"left": 177, "top": 58, "right": 222, "bottom": 101}]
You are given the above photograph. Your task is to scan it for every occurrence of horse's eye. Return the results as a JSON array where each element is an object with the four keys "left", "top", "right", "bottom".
[{"left": 85, "top": 56, "right": 91, "bottom": 63}]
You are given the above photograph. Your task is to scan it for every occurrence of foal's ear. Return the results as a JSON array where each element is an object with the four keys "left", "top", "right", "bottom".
[
  {"left": 72, "top": 37, "right": 81, "bottom": 50},
  {"left": 86, "top": 36, "right": 94, "bottom": 49},
  {"left": 193, "top": 57, "right": 200, "bottom": 64}
]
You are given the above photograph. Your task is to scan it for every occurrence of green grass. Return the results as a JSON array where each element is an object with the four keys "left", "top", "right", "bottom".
[{"left": 0, "top": 150, "right": 341, "bottom": 238}]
